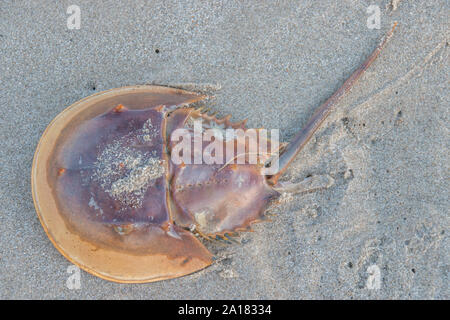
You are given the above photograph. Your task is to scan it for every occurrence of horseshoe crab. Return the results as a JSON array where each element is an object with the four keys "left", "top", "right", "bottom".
[{"left": 32, "top": 25, "right": 397, "bottom": 283}]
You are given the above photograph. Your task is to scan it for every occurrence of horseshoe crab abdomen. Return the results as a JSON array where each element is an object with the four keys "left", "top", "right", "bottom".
[
  {"left": 171, "top": 163, "right": 279, "bottom": 235},
  {"left": 165, "top": 107, "right": 280, "bottom": 236}
]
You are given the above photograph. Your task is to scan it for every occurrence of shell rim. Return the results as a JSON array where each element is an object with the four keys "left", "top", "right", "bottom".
[{"left": 31, "top": 85, "right": 211, "bottom": 284}]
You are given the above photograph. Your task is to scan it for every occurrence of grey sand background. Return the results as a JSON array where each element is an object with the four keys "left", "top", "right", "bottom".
[{"left": 0, "top": 0, "right": 448, "bottom": 298}]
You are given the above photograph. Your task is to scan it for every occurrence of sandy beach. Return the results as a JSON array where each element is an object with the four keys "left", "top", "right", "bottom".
[{"left": 0, "top": 0, "right": 448, "bottom": 299}]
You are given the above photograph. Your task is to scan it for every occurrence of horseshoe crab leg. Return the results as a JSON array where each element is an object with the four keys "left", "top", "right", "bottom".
[{"left": 269, "top": 23, "right": 397, "bottom": 184}]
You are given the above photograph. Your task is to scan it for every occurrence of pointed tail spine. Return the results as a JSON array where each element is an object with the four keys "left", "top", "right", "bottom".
[{"left": 268, "top": 23, "right": 398, "bottom": 184}]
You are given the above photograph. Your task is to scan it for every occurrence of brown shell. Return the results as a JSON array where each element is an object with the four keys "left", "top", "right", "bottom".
[{"left": 32, "top": 85, "right": 278, "bottom": 283}]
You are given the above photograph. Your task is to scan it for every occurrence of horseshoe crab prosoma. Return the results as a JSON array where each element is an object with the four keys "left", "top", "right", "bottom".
[{"left": 31, "top": 24, "right": 397, "bottom": 283}]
